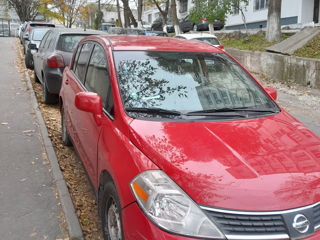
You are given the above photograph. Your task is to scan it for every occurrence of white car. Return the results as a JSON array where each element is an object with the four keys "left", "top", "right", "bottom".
[{"left": 174, "top": 33, "right": 224, "bottom": 50}]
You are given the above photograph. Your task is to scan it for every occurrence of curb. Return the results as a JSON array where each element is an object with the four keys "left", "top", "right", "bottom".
[{"left": 19, "top": 50, "right": 84, "bottom": 240}]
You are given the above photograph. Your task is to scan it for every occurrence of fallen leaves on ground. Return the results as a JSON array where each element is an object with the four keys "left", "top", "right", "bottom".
[{"left": 16, "top": 40, "right": 103, "bottom": 240}]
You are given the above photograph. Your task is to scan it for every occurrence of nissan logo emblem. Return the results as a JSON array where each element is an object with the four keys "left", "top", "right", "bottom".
[{"left": 292, "top": 214, "right": 310, "bottom": 234}]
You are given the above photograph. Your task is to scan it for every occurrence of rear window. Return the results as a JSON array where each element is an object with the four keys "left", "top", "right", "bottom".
[
  {"left": 32, "top": 29, "right": 48, "bottom": 41},
  {"left": 57, "top": 35, "right": 88, "bottom": 52}
]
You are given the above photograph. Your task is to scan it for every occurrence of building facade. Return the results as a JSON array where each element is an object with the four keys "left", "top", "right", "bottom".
[
  {"left": 142, "top": 0, "right": 320, "bottom": 29},
  {"left": 225, "top": 0, "right": 320, "bottom": 30}
]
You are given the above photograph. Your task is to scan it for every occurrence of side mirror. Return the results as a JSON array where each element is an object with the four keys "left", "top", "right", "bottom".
[
  {"left": 29, "top": 43, "right": 37, "bottom": 50},
  {"left": 265, "top": 87, "right": 277, "bottom": 101},
  {"left": 75, "top": 92, "right": 103, "bottom": 115}
]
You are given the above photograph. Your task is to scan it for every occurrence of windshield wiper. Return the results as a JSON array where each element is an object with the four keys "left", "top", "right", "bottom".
[
  {"left": 186, "top": 107, "right": 278, "bottom": 116},
  {"left": 125, "top": 107, "right": 182, "bottom": 116}
]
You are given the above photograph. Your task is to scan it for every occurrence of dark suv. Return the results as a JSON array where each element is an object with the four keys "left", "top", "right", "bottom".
[{"left": 33, "top": 28, "right": 105, "bottom": 104}]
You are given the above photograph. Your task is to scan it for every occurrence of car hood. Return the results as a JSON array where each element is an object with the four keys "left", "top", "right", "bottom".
[{"left": 129, "top": 111, "right": 320, "bottom": 211}]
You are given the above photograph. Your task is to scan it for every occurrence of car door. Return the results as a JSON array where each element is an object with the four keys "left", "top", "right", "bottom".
[
  {"left": 38, "top": 31, "right": 55, "bottom": 83},
  {"left": 79, "top": 43, "right": 114, "bottom": 185},
  {"left": 62, "top": 41, "right": 95, "bottom": 178},
  {"left": 34, "top": 31, "right": 50, "bottom": 80}
]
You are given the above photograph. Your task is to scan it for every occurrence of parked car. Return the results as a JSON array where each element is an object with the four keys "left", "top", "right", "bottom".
[
  {"left": 151, "top": 17, "right": 174, "bottom": 33},
  {"left": 174, "top": 32, "right": 224, "bottom": 49},
  {"left": 60, "top": 35, "right": 320, "bottom": 240},
  {"left": 144, "top": 30, "right": 168, "bottom": 37},
  {"left": 25, "top": 28, "right": 50, "bottom": 69},
  {"left": 100, "top": 23, "right": 116, "bottom": 32},
  {"left": 108, "top": 27, "right": 145, "bottom": 35},
  {"left": 179, "top": 15, "right": 224, "bottom": 32},
  {"left": 33, "top": 28, "right": 105, "bottom": 104},
  {"left": 21, "top": 22, "right": 55, "bottom": 52},
  {"left": 141, "top": 21, "right": 151, "bottom": 30}
]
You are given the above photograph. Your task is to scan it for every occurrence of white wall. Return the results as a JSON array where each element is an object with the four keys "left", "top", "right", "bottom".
[
  {"left": 225, "top": 0, "right": 301, "bottom": 27},
  {"left": 300, "top": 0, "right": 315, "bottom": 23}
]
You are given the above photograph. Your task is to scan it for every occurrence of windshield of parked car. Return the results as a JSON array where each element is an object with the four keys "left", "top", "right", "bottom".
[
  {"left": 114, "top": 51, "right": 279, "bottom": 119},
  {"left": 195, "top": 37, "right": 220, "bottom": 46},
  {"left": 32, "top": 29, "right": 49, "bottom": 41},
  {"left": 57, "top": 34, "right": 88, "bottom": 52}
]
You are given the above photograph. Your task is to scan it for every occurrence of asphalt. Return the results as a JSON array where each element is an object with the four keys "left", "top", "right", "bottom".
[{"left": 0, "top": 37, "right": 76, "bottom": 240}]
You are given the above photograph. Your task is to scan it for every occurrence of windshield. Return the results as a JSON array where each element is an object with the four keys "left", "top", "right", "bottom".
[
  {"left": 114, "top": 51, "right": 279, "bottom": 119},
  {"left": 32, "top": 29, "right": 48, "bottom": 41},
  {"left": 195, "top": 37, "right": 220, "bottom": 46}
]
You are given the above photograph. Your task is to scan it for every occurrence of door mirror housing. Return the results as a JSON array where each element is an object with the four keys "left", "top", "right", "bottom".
[
  {"left": 75, "top": 92, "right": 103, "bottom": 115},
  {"left": 29, "top": 43, "right": 37, "bottom": 50},
  {"left": 265, "top": 87, "right": 277, "bottom": 101}
]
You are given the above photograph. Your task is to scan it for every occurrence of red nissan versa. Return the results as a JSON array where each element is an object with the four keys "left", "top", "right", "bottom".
[{"left": 59, "top": 35, "right": 320, "bottom": 240}]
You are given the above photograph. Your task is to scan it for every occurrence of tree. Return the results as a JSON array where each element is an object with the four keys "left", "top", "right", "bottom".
[
  {"left": 42, "top": 0, "right": 88, "bottom": 28},
  {"left": 6, "top": 0, "right": 41, "bottom": 21},
  {"left": 266, "top": 0, "right": 282, "bottom": 42},
  {"left": 170, "top": 0, "right": 180, "bottom": 34},
  {"left": 190, "top": 0, "right": 248, "bottom": 34},
  {"left": 121, "top": 0, "right": 137, "bottom": 27},
  {"left": 148, "top": 0, "right": 169, "bottom": 31}
]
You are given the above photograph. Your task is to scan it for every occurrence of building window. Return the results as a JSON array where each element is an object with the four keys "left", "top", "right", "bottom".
[
  {"left": 179, "top": 0, "right": 188, "bottom": 14},
  {"left": 232, "top": 0, "right": 240, "bottom": 15},
  {"left": 148, "top": 14, "right": 152, "bottom": 23},
  {"left": 254, "top": 0, "right": 268, "bottom": 11}
]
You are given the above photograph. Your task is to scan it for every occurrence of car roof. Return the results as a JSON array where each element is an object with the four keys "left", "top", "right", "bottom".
[
  {"left": 175, "top": 33, "right": 218, "bottom": 39},
  {"left": 49, "top": 28, "right": 105, "bottom": 35},
  {"left": 84, "top": 35, "right": 223, "bottom": 52}
]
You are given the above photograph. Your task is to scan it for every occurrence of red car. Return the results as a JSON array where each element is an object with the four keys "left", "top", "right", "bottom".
[{"left": 59, "top": 35, "right": 320, "bottom": 240}]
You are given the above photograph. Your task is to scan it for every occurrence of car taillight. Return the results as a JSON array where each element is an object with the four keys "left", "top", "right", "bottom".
[
  {"left": 26, "top": 25, "right": 30, "bottom": 33},
  {"left": 218, "top": 45, "right": 224, "bottom": 50},
  {"left": 47, "top": 54, "right": 65, "bottom": 68}
]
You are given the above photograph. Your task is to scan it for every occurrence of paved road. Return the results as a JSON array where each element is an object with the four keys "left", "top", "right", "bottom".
[{"left": 0, "top": 38, "right": 66, "bottom": 239}]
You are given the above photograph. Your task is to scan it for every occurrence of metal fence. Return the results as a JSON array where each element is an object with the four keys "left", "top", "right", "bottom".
[{"left": 0, "top": 19, "right": 20, "bottom": 37}]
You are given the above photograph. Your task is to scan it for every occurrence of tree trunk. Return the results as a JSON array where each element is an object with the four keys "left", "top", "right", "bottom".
[
  {"left": 209, "top": 23, "right": 214, "bottom": 34},
  {"left": 137, "top": 0, "right": 143, "bottom": 28},
  {"left": 152, "top": 0, "right": 169, "bottom": 26},
  {"left": 240, "top": 8, "right": 248, "bottom": 35},
  {"left": 314, "top": 0, "right": 319, "bottom": 23},
  {"left": 171, "top": 0, "right": 181, "bottom": 34},
  {"left": 266, "top": 0, "right": 282, "bottom": 42},
  {"left": 116, "top": 0, "right": 123, "bottom": 27}
]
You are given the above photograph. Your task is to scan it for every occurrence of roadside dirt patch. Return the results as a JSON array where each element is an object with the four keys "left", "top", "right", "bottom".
[{"left": 16, "top": 41, "right": 103, "bottom": 240}]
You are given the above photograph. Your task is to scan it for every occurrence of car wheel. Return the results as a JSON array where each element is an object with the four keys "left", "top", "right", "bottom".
[
  {"left": 100, "top": 181, "right": 124, "bottom": 240},
  {"left": 34, "top": 70, "right": 40, "bottom": 83},
  {"left": 61, "top": 105, "right": 72, "bottom": 146},
  {"left": 25, "top": 52, "right": 34, "bottom": 70},
  {"left": 42, "top": 76, "right": 57, "bottom": 104},
  {"left": 193, "top": 24, "right": 198, "bottom": 31}
]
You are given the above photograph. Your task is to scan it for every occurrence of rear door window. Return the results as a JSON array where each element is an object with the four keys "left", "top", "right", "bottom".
[{"left": 74, "top": 42, "right": 93, "bottom": 84}]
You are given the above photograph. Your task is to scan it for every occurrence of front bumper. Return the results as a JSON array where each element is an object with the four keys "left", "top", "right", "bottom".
[
  {"left": 122, "top": 202, "right": 201, "bottom": 240},
  {"left": 122, "top": 202, "right": 320, "bottom": 240}
]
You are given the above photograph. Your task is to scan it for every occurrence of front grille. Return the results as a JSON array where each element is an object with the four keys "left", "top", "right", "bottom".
[
  {"left": 204, "top": 210, "right": 287, "bottom": 236},
  {"left": 313, "top": 204, "right": 320, "bottom": 228}
]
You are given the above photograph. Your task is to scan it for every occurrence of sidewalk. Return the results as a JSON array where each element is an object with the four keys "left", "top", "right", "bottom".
[{"left": 0, "top": 38, "right": 66, "bottom": 239}]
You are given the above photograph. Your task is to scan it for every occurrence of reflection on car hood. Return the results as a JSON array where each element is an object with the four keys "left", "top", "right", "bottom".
[{"left": 129, "top": 110, "right": 320, "bottom": 211}]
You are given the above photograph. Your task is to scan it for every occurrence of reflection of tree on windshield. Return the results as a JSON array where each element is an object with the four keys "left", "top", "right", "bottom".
[{"left": 118, "top": 59, "right": 187, "bottom": 108}]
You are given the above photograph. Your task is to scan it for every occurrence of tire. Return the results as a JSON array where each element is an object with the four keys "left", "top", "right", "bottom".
[
  {"left": 34, "top": 70, "right": 40, "bottom": 83},
  {"left": 42, "top": 76, "right": 58, "bottom": 104},
  {"left": 61, "top": 105, "right": 72, "bottom": 146},
  {"left": 100, "top": 181, "right": 124, "bottom": 240},
  {"left": 25, "top": 52, "right": 34, "bottom": 70}
]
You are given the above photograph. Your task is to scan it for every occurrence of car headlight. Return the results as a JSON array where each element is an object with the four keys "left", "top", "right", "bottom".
[{"left": 130, "top": 170, "right": 225, "bottom": 239}]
